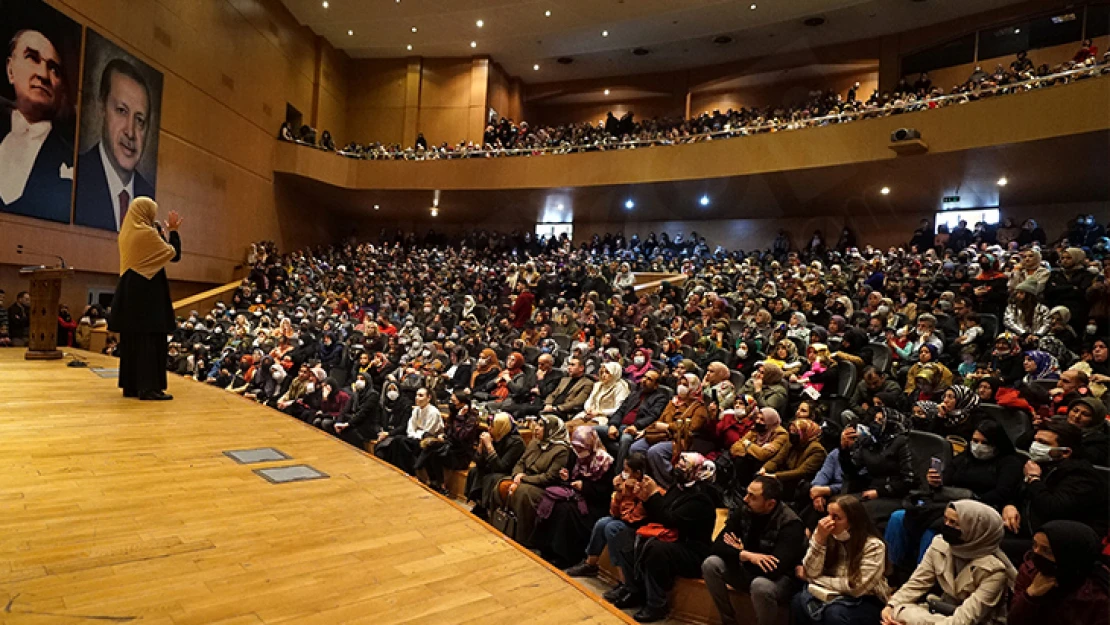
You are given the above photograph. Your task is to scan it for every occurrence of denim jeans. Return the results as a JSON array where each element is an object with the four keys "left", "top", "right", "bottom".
[{"left": 587, "top": 516, "right": 628, "bottom": 557}]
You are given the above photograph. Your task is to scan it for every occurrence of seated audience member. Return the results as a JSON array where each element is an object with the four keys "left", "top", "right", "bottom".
[
  {"left": 884, "top": 500, "right": 1018, "bottom": 625},
  {"left": 375, "top": 387, "right": 442, "bottom": 475},
  {"left": 841, "top": 408, "right": 916, "bottom": 525},
  {"left": 1065, "top": 396, "right": 1109, "bottom": 466},
  {"left": 731, "top": 407, "right": 790, "bottom": 486},
  {"left": 739, "top": 362, "right": 789, "bottom": 414},
  {"left": 1002, "top": 418, "right": 1108, "bottom": 561},
  {"left": 904, "top": 345, "right": 954, "bottom": 397},
  {"left": 932, "top": 384, "right": 983, "bottom": 441},
  {"left": 886, "top": 419, "right": 1024, "bottom": 573},
  {"left": 466, "top": 413, "right": 525, "bottom": 520},
  {"left": 607, "top": 453, "right": 717, "bottom": 622},
  {"left": 538, "top": 357, "right": 594, "bottom": 419},
  {"left": 501, "top": 352, "right": 563, "bottom": 417},
  {"left": 844, "top": 366, "right": 902, "bottom": 423},
  {"left": 415, "top": 389, "right": 478, "bottom": 495},
  {"left": 1049, "top": 368, "right": 1090, "bottom": 415},
  {"left": 990, "top": 333, "right": 1027, "bottom": 386},
  {"left": 702, "top": 361, "right": 738, "bottom": 408},
  {"left": 306, "top": 377, "right": 350, "bottom": 428},
  {"left": 759, "top": 417, "right": 826, "bottom": 501},
  {"left": 571, "top": 361, "right": 630, "bottom": 425},
  {"left": 799, "top": 429, "right": 850, "bottom": 528},
  {"left": 974, "top": 377, "right": 1002, "bottom": 403},
  {"left": 629, "top": 373, "right": 706, "bottom": 487},
  {"left": 1009, "top": 520, "right": 1109, "bottom": 625},
  {"left": 494, "top": 415, "right": 571, "bottom": 546},
  {"left": 1022, "top": 350, "right": 1060, "bottom": 383},
  {"left": 703, "top": 475, "right": 806, "bottom": 625},
  {"left": 531, "top": 426, "right": 615, "bottom": 567},
  {"left": 792, "top": 495, "right": 890, "bottom": 625},
  {"left": 468, "top": 348, "right": 501, "bottom": 395},
  {"left": 565, "top": 452, "right": 648, "bottom": 578},
  {"left": 599, "top": 370, "right": 668, "bottom": 468},
  {"left": 324, "top": 372, "right": 380, "bottom": 447},
  {"left": 484, "top": 351, "right": 532, "bottom": 407},
  {"left": 624, "top": 347, "right": 655, "bottom": 385}
]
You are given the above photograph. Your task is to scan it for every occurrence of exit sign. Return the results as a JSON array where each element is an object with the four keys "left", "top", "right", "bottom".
[{"left": 942, "top": 195, "right": 961, "bottom": 204}]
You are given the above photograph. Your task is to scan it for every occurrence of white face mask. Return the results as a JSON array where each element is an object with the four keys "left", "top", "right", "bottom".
[
  {"left": 354, "top": 380, "right": 366, "bottom": 391},
  {"left": 970, "top": 441, "right": 995, "bottom": 460},
  {"left": 832, "top": 530, "right": 851, "bottom": 542},
  {"left": 737, "top": 347, "right": 748, "bottom": 358},
  {"left": 633, "top": 356, "right": 646, "bottom": 366},
  {"left": 676, "top": 385, "right": 689, "bottom": 397},
  {"left": 621, "top": 471, "right": 630, "bottom": 480},
  {"left": 387, "top": 390, "right": 400, "bottom": 401},
  {"left": 1028, "top": 441, "right": 1065, "bottom": 464},
  {"left": 305, "top": 382, "right": 315, "bottom": 393},
  {"left": 1088, "top": 325, "right": 1099, "bottom": 335}
]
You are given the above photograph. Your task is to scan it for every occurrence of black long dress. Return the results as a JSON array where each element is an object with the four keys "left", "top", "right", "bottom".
[
  {"left": 531, "top": 460, "right": 615, "bottom": 568},
  {"left": 465, "top": 433, "right": 526, "bottom": 518},
  {"left": 109, "top": 231, "right": 181, "bottom": 396}
]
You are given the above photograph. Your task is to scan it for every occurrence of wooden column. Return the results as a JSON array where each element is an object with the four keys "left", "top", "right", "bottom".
[{"left": 19, "top": 267, "right": 74, "bottom": 360}]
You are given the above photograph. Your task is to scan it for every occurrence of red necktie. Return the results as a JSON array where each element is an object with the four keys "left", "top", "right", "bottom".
[{"left": 119, "top": 189, "right": 130, "bottom": 227}]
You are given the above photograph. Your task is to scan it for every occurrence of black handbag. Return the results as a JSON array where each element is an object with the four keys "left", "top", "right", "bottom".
[{"left": 491, "top": 506, "right": 517, "bottom": 538}]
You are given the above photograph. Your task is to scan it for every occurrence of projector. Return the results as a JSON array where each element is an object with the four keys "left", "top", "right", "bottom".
[
  {"left": 891, "top": 128, "right": 921, "bottom": 142},
  {"left": 889, "top": 128, "right": 927, "bottom": 155}
]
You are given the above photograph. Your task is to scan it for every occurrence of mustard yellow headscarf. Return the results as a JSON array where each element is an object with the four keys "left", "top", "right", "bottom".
[{"left": 118, "top": 197, "right": 175, "bottom": 280}]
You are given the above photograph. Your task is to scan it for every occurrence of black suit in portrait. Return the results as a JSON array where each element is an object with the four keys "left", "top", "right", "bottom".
[
  {"left": 73, "top": 142, "right": 155, "bottom": 231},
  {"left": 0, "top": 100, "right": 75, "bottom": 223}
]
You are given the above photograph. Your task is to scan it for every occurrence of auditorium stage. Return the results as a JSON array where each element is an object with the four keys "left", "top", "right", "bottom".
[{"left": 0, "top": 349, "right": 631, "bottom": 625}]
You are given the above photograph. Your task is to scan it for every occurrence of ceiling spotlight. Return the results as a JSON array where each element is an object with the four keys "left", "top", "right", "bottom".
[
  {"left": 321, "top": 1, "right": 328, "bottom": 7},
  {"left": 880, "top": 187, "right": 891, "bottom": 195},
  {"left": 347, "top": 29, "right": 353, "bottom": 36},
  {"left": 602, "top": 30, "right": 609, "bottom": 37},
  {"left": 533, "top": 64, "right": 540, "bottom": 71},
  {"left": 699, "top": 195, "right": 710, "bottom": 206},
  {"left": 411, "top": 26, "right": 418, "bottom": 33},
  {"left": 604, "top": 89, "right": 610, "bottom": 95},
  {"left": 997, "top": 177, "right": 1008, "bottom": 186},
  {"left": 750, "top": 3, "right": 757, "bottom": 9},
  {"left": 407, "top": 44, "right": 413, "bottom": 50},
  {"left": 1014, "top": 28, "right": 1021, "bottom": 34},
  {"left": 470, "top": 41, "right": 477, "bottom": 48},
  {"left": 430, "top": 207, "right": 439, "bottom": 217},
  {"left": 476, "top": 19, "right": 484, "bottom": 28},
  {"left": 373, "top": 204, "right": 380, "bottom": 210},
  {"left": 545, "top": 10, "right": 551, "bottom": 17},
  {"left": 624, "top": 199, "right": 635, "bottom": 209}
]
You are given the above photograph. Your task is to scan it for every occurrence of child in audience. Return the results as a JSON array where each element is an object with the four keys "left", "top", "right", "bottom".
[{"left": 563, "top": 452, "right": 648, "bottom": 578}]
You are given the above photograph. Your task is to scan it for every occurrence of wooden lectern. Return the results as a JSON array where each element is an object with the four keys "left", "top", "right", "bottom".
[{"left": 19, "top": 266, "right": 74, "bottom": 360}]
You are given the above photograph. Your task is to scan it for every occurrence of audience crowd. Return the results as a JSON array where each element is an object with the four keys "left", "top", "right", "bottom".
[
  {"left": 280, "top": 50, "right": 1110, "bottom": 162},
  {"left": 33, "top": 209, "right": 1100, "bottom": 624}
]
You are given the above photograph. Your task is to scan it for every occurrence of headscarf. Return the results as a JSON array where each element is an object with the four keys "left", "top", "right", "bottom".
[
  {"left": 1065, "top": 247, "right": 1087, "bottom": 266},
  {"left": 118, "top": 197, "right": 176, "bottom": 279},
  {"left": 944, "top": 385, "right": 980, "bottom": 426},
  {"left": 1023, "top": 350, "right": 1060, "bottom": 380},
  {"left": 624, "top": 347, "right": 654, "bottom": 381},
  {"left": 470, "top": 348, "right": 500, "bottom": 386},
  {"left": 537, "top": 415, "right": 570, "bottom": 451},
  {"left": 761, "top": 362, "right": 784, "bottom": 385},
  {"left": 490, "top": 412, "right": 516, "bottom": 441},
  {"left": 599, "top": 361, "right": 623, "bottom": 387},
  {"left": 755, "top": 407, "right": 782, "bottom": 445},
  {"left": 771, "top": 339, "right": 798, "bottom": 363},
  {"left": 943, "top": 500, "right": 1018, "bottom": 588},
  {"left": 1039, "top": 520, "right": 1103, "bottom": 590},
  {"left": 867, "top": 407, "right": 910, "bottom": 446},
  {"left": 674, "top": 451, "right": 716, "bottom": 486},
  {"left": 914, "top": 400, "right": 940, "bottom": 426},
  {"left": 570, "top": 426, "right": 614, "bottom": 479},
  {"left": 790, "top": 417, "right": 822, "bottom": 448}
]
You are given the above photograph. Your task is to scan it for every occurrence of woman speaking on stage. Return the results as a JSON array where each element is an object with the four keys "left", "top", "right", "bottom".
[{"left": 109, "top": 197, "right": 182, "bottom": 401}]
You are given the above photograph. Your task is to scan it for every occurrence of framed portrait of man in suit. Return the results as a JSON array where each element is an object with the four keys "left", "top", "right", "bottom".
[
  {"left": 74, "top": 29, "right": 163, "bottom": 232},
  {"left": 0, "top": 0, "right": 81, "bottom": 224}
]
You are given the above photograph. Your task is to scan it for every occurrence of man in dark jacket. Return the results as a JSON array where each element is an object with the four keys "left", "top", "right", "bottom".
[
  {"left": 843, "top": 366, "right": 902, "bottom": 423},
  {"left": 1045, "top": 248, "right": 1096, "bottom": 334},
  {"left": 702, "top": 476, "right": 806, "bottom": 625},
  {"left": 601, "top": 370, "right": 669, "bottom": 468},
  {"left": 502, "top": 353, "right": 564, "bottom": 418},
  {"left": 1002, "top": 418, "right": 1108, "bottom": 561}
]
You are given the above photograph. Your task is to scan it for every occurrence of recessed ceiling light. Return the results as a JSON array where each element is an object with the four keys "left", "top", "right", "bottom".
[
  {"left": 545, "top": 10, "right": 551, "bottom": 17},
  {"left": 1014, "top": 28, "right": 1021, "bottom": 34},
  {"left": 750, "top": 3, "right": 757, "bottom": 9},
  {"left": 321, "top": 1, "right": 328, "bottom": 7},
  {"left": 997, "top": 177, "right": 1008, "bottom": 186},
  {"left": 470, "top": 41, "right": 477, "bottom": 48},
  {"left": 476, "top": 19, "right": 484, "bottom": 28},
  {"left": 347, "top": 29, "right": 353, "bottom": 36},
  {"left": 604, "top": 89, "right": 610, "bottom": 95},
  {"left": 624, "top": 199, "right": 635, "bottom": 210},
  {"left": 374, "top": 204, "right": 380, "bottom": 210},
  {"left": 406, "top": 44, "right": 413, "bottom": 50},
  {"left": 411, "top": 26, "right": 418, "bottom": 33},
  {"left": 880, "top": 187, "right": 891, "bottom": 195},
  {"left": 700, "top": 195, "right": 710, "bottom": 206},
  {"left": 430, "top": 207, "right": 439, "bottom": 217},
  {"left": 602, "top": 30, "right": 609, "bottom": 37},
  {"left": 533, "top": 64, "right": 540, "bottom": 71}
]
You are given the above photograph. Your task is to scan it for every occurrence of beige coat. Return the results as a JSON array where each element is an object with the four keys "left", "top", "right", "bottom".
[{"left": 888, "top": 535, "right": 1013, "bottom": 625}]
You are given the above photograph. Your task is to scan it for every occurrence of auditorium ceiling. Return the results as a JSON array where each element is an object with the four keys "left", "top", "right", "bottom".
[
  {"left": 279, "top": 0, "right": 1031, "bottom": 81},
  {"left": 277, "top": 130, "right": 1110, "bottom": 225}
]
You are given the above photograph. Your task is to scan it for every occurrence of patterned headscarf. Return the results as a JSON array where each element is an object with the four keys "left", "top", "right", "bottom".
[
  {"left": 570, "top": 425, "right": 614, "bottom": 479},
  {"left": 790, "top": 418, "right": 822, "bottom": 448},
  {"left": 1023, "top": 350, "right": 1060, "bottom": 381},
  {"left": 944, "top": 385, "right": 980, "bottom": 426},
  {"left": 537, "top": 415, "right": 570, "bottom": 451},
  {"left": 674, "top": 452, "right": 716, "bottom": 487}
]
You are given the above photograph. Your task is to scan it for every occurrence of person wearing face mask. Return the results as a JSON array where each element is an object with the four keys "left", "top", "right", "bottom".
[
  {"left": 1001, "top": 418, "right": 1107, "bottom": 563},
  {"left": 886, "top": 419, "right": 1024, "bottom": 576},
  {"left": 374, "top": 387, "right": 441, "bottom": 475},
  {"left": 1009, "top": 520, "right": 1109, "bottom": 625},
  {"left": 324, "top": 372, "right": 380, "bottom": 447},
  {"left": 624, "top": 347, "right": 655, "bottom": 385},
  {"left": 792, "top": 495, "right": 890, "bottom": 625},
  {"left": 732, "top": 407, "right": 790, "bottom": 487},
  {"left": 415, "top": 389, "right": 478, "bottom": 496},
  {"left": 629, "top": 373, "right": 708, "bottom": 488},
  {"left": 304, "top": 377, "right": 350, "bottom": 429},
  {"left": 759, "top": 417, "right": 826, "bottom": 502},
  {"left": 703, "top": 475, "right": 806, "bottom": 625},
  {"left": 883, "top": 500, "right": 1018, "bottom": 625},
  {"left": 731, "top": 339, "right": 762, "bottom": 377},
  {"left": 840, "top": 407, "right": 916, "bottom": 526},
  {"left": 466, "top": 412, "right": 526, "bottom": 521},
  {"left": 468, "top": 348, "right": 501, "bottom": 396},
  {"left": 600, "top": 370, "right": 669, "bottom": 470}
]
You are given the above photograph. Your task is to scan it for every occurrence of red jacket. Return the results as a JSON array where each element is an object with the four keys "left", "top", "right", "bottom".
[{"left": 511, "top": 291, "right": 534, "bottom": 329}]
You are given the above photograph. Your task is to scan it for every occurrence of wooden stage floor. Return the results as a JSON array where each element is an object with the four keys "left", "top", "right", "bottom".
[{"left": 0, "top": 349, "right": 631, "bottom": 625}]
